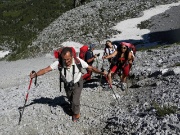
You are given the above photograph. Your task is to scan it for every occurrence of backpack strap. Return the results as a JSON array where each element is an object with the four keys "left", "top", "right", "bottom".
[
  {"left": 108, "top": 48, "right": 110, "bottom": 55},
  {"left": 108, "top": 44, "right": 116, "bottom": 55},
  {"left": 58, "top": 57, "right": 82, "bottom": 90},
  {"left": 58, "top": 67, "right": 68, "bottom": 92},
  {"left": 104, "top": 48, "right": 107, "bottom": 55},
  {"left": 74, "top": 57, "right": 82, "bottom": 72},
  {"left": 58, "top": 67, "right": 67, "bottom": 83},
  {"left": 59, "top": 67, "right": 62, "bottom": 92},
  {"left": 72, "top": 65, "right": 75, "bottom": 83},
  {"left": 64, "top": 68, "right": 66, "bottom": 78}
]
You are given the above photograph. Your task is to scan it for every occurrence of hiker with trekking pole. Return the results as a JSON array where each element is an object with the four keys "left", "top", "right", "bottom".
[
  {"left": 29, "top": 47, "right": 106, "bottom": 122},
  {"left": 102, "top": 42, "right": 135, "bottom": 91}
]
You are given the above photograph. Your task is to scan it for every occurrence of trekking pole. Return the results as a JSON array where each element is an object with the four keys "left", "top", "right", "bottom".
[
  {"left": 104, "top": 75, "right": 120, "bottom": 105},
  {"left": 59, "top": 68, "right": 62, "bottom": 92},
  {"left": 18, "top": 70, "right": 36, "bottom": 125},
  {"left": 99, "top": 59, "right": 105, "bottom": 87},
  {"left": 96, "top": 56, "right": 100, "bottom": 68},
  {"left": 98, "top": 67, "right": 104, "bottom": 96}
]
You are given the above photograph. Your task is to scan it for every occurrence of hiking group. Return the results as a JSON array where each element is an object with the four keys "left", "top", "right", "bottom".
[{"left": 29, "top": 40, "right": 136, "bottom": 122}]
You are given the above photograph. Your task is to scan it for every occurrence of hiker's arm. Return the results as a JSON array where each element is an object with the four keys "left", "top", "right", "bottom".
[
  {"left": 87, "top": 54, "right": 97, "bottom": 63},
  {"left": 30, "top": 66, "right": 52, "bottom": 79},
  {"left": 87, "top": 65, "right": 106, "bottom": 76},
  {"left": 103, "top": 50, "right": 117, "bottom": 59},
  {"left": 87, "top": 56, "right": 95, "bottom": 63},
  {"left": 128, "top": 52, "right": 134, "bottom": 64}
]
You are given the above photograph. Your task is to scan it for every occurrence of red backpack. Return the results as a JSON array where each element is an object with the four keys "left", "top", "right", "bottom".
[
  {"left": 79, "top": 45, "right": 89, "bottom": 60},
  {"left": 121, "top": 42, "right": 136, "bottom": 55},
  {"left": 54, "top": 47, "right": 82, "bottom": 70},
  {"left": 54, "top": 47, "right": 77, "bottom": 58}
]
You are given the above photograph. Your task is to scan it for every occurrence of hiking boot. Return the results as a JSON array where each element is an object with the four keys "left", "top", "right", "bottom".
[
  {"left": 72, "top": 113, "right": 80, "bottom": 122},
  {"left": 121, "top": 83, "right": 127, "bottom": 91}
]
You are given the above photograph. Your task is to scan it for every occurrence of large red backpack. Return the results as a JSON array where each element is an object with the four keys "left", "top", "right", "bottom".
[
  {"left": 54, "top": 47, "right": 77, "bottom": 59},
  {"left": 121, "top": 42, "right": 136, "bottom": 56},
  {"left": 79, "top": 45, "right": 89, "bottom": 60},
  {"left": 54, "top": 47, "right": 82, "bottom": 70}
]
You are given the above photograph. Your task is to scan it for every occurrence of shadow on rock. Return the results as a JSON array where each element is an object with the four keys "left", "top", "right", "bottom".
[
  {"left": 19, "top": 96, "right": 72, "bottom": 116},
  {"left": 83, "top": 75, "right": 110, "bottom": 88},
  {"left": 83, "top": 78, "right": 100, "bottom": 88},
  {"left": 112, "top": 28, "right": 180, "bottom": 49},
  {"left": 146, "top": 28, "right": 180, "bottom": 44}
]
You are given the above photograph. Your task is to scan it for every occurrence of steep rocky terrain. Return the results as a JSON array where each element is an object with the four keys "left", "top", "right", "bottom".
[
  {"left": 28, "top": 0, "right": 179, "bottom": 57},
  {"left": 0, "top": 44, "right": 179, "bottom": 135},
  {"left": 0, "top": 0, "right": 180, "bottom": 135},
  {"left": 102, "top": 44, "right": 180, "bottom": 134}
]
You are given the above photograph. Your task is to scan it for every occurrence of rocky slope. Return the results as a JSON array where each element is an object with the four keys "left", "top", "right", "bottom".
[
  {"left": 0, "top": 0, "right": 180, "bottom": 135},
  {"left": 0, "top": 44, "right": 179, "bottom": 135},
  {"left": 28, "top": 0, "right": 179, "bottom": 57},
  {"left": 102, "top": 44, "right": 180, "bottom": 134}
]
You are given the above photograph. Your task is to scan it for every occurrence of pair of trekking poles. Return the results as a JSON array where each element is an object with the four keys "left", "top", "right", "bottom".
[{"left": 18, "top": 71, "right": 37, "bottom": 125}]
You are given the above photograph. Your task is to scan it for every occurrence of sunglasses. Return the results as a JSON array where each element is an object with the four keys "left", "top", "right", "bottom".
[{"left": 121, "top": 47, "right": 127, "bottom": 49}]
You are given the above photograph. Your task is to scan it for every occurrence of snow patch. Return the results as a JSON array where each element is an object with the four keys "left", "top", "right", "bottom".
[
  {"left": 61, "top": 41, "right": 83, "bottom": 52},
  {"left": 0, "top": 51, "right": 10, "bottom": 58},
  {"left": 110, "top": 2, "right": 180, "bottom": 41}
]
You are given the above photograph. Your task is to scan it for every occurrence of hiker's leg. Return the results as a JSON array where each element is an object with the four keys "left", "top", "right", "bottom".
[
  {"left": 71, "top": 78, "right": 83, "bottom": 114},
  {"left": 82, "top": 69, "right": 92, "bottom": 80},
  {"left": 108, "top": 65, "right": 118, "bottom": 85},
  {"left": 121, "top": 64, "right": 130, "bottom": 83},
  {"left": 108, "top": 71, "right": 113, "bottom": 85}
]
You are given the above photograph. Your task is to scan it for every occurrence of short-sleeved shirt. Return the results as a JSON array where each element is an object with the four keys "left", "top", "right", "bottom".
[
  {"left": 50, "top": 57, "right": 88, "bottom": 83},
  {"left": 104, "top": 44, "right": 117, "bottom": 55},
  {"left": 85, "top": 50, "right": 94, "bottom": 65}
]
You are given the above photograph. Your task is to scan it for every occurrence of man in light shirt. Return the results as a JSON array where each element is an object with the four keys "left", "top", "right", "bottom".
[{"left": 30, "top": 47, "right": 106, "bottom": 122}]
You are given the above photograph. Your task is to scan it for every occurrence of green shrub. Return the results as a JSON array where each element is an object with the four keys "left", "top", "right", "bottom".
[
  {"left": 0, "top": 0, "right": 75, "bottom": 60},
  {"left": 152, "top": 102, "right": 177, "bottom": 117},
  {"left": 172, "top": 62, "right": 180, "bottom": 67}
]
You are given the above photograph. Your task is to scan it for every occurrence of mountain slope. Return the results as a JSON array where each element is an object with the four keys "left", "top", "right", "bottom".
[{"left": 1, "top": 0, "right": 179, "bottom": 60}]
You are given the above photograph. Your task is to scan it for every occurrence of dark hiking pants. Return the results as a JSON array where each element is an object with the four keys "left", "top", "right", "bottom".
[{"left": 64, "top": 78, "right": 83, "bottom": 115}]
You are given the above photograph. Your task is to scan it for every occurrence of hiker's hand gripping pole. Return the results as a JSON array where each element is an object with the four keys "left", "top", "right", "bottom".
[{"left": 18, "top": 70, "right": 36, "bottom": 125}]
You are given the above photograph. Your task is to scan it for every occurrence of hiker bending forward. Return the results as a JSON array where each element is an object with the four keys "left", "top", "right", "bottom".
[
  {"left": 103, "top": 44, "right": 134, "bottom": 90},
  {"left": 82, "top": 44, "right": 97, "bottom": 81},
  {"left": 30, "top": 47, "right": 106, "bottom": 122}
]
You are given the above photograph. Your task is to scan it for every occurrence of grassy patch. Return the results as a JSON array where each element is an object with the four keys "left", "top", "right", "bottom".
[
  {"left": 137, "top": 42, "right": 180, "bottom": 52},
  {"left": 152, "top": 102, "right": 177, "bottom": 117},
  {"left": 137, "top": 44, "right": 172, "bottom": 51},
  {"left": 137, "top": 45, "right": 163, "bottom": 51},
  {"left": 172, "top": 62, "right": 180, "bottom": 67},
  {"left": 0, "top": 0, "right": 75, "bottom": 61}
]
